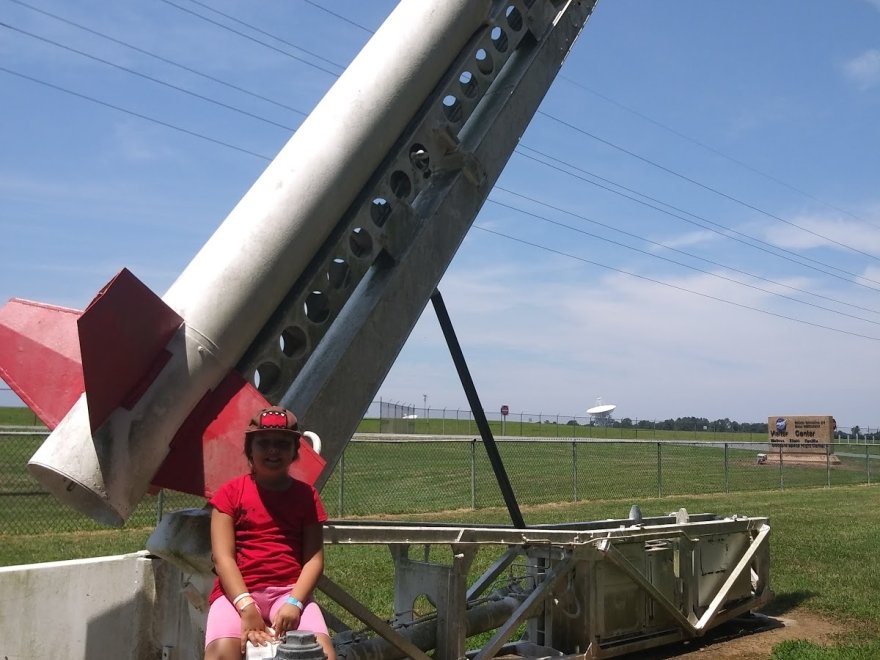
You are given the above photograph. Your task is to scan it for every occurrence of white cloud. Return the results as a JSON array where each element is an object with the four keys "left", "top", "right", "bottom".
[
  {"left": 842, "top": 49, "right": 880, "bottom": 91},
  {"left": 381, "top": 253, "right": 880, "bottom": 427},
  {"left": 651, "top": 230, "right": 720, "bottom": 252},
  {"left": 759, "top": 213, "right": 880, "bottom": 253}
]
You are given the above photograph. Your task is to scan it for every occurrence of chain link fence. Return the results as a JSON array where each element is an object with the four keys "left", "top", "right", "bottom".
[
  {"left": 322, "top": 436, "right": 878, "bottom": 517},
  {"left": 3, "top": 426, "right": 877, "bottom": 534},
  {"left": 0, "top": 428, "right": 203, "bottom": 535},
  {"left": 367, "top": 402, "right": 880, "bottom": 442}
]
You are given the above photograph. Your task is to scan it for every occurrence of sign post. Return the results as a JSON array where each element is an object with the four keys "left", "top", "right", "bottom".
[{"left": 501, "top": 404, "right": 509, "bottom": 436}]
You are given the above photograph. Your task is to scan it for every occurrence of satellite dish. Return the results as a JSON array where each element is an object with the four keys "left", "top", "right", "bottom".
[{"left": 586, "top": 398, "right": 616, "bottom": 427}]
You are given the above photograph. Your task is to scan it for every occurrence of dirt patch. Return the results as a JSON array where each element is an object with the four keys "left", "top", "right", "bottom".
[{"left": 629, "top": 607, "right": 842, "bottom": 659}]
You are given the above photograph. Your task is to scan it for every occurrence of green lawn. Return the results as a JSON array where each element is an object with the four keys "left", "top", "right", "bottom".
[
  {"left": 324, "top": 486, "right": 880, "bottom": 658},
  {"left": 3, "top": 407, "right": 878, "bottom": 658},
  {"left": 3, "top": 485, "right": 878, "bottom": 658}
]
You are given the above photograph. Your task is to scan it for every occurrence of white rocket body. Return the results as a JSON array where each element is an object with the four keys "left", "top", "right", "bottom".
[{"left": 28, "top": 0, "right": 491, "bottom": 526}]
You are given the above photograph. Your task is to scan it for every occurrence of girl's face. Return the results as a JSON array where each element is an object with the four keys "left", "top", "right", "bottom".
[{"left": 249, "top": 431, "right": 298, "bottom": 478}]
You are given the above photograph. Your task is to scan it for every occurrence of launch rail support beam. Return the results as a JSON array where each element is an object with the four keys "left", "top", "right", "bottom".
[
  {"left": 695, "top": 522, "right": 771, "bottom": 631},
  {"left": 317, "top": 575, "right": 433, "bottom": 660},
  {"left": 472, "top": 553, "right": 576, "bottom": 660},
  {"left": 431, "top": 289, "right": 525, "bottom": 529},
  {"left": 596, "top": 538, "right": 698, "bottom": 634}
]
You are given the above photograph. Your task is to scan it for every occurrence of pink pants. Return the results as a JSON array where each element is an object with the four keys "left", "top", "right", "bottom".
[{"left": 205, "top": 585, "right": 329, "bottom": 647}]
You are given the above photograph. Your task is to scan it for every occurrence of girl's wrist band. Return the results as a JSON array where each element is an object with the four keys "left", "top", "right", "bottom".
[
  {"left": 232, "top": 592, "right": 251, "bottom": 606},
  {"left": 236, "top": 596, "right": 256, "bottom": 612},
  {"left": 286, "top": 595, "right": 304, "bottom": 611}
]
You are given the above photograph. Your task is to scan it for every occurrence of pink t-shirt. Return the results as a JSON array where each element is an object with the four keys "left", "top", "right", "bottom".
[{"left": 208, "top": 474, "right": 328, "bottom": 604}]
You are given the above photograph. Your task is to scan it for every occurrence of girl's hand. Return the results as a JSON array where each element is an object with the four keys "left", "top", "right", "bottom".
[
  {"left": 272, "top": 603, "right": 303, "bottom": 640},
  {"left": 239, "top": 605, "right": 273, "bottom": 654}
]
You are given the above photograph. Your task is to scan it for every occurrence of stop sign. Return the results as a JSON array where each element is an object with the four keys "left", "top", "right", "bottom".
[{"left": 501, "top": 405, "right": 509, "bottom": 416}]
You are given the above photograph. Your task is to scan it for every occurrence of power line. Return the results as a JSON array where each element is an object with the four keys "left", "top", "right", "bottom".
[
  {"left": 492, "top": 187, "right": 880, "bottom": 317},
  {"left": 537, "top": 110, "right": 880, "bottom": 262},
  {"left": 1, "top": 21, "right": 298, "bottom": 132},
  {"left": 487, "top": 197, "right": 880, "bottom": 327},
  {"left": 247, "top": 1, "right": 879, "bottom": 246},
  {"left": 303, "top": 0, "right": 374, "bottom": 35},
  {"left": 8, "top": 5, "right": 878, "bottom": 341},
  {"left": 0, "top": 66, "right": 274, "bottom": 161},
  {"left": 185, "top": 0, "right": 346, "bottom": 71},
  {"left": 9, "top": 59, "right": 878, "bottom": 337},
  {"left": 515, "top": 146, "right": 880, "bottom": 292},
  {"left": 559, "top": 74, "right": 879, "bottom": 230},
  {"left": 11, "top": 59, "right": 875, "bottom": 337},
  {"left": 18, "top": 0, "right": 868, "bottom": 286},
  {"left": 157, "top": 0, "right": 342, "bottom": 78},
  {"left": 7, "top": 0, "right": 310, "bottom": 117},
  {"left": 474, "top": 225, "right": 880, "bottom": 342}
]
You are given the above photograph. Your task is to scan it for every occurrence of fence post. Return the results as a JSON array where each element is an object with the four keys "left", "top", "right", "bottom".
[
  {"left": 470, "top": 438, "right": 477, "bottom": 509},
  {"left": 572, "top": 441, "right": 578, "bottom": 502},
  {"left": 724, "top": 443, "right": 729, "bottom": 493},
  {"left": 337, "top": 451, "right": 345, "bottom": 517},
  {"left": 779, "top": 445, "right": 784, "bottom": 490},
  {"left": 657, "top": 442, "right": 662, "bottom": 498},
  {"left": 867, "top": 444, "right": 872, "bottom": 485},
  {"left": 156, "top": 489, "right": 165, "bottom": 525},
  {"left": 826, "top": 445, "right": 831, "bottom": 487}
]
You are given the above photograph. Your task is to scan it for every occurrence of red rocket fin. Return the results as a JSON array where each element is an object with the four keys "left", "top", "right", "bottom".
[
  {"left": 151, "top": 372, "right": 327, "bottom": 498},
  {"left": 1, "top": 269, "right": 325, "bottom": 498},
  {"left": 0, "top": 299, "right": 84, "bottom": 429},
  {"left": 77, "top": 268, "right": 183, "bottom": 431},
  {"left": 0, "top": 269, "right": 183, "bottom": 431}
]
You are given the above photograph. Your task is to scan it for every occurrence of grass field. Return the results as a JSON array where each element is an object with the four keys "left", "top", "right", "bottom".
[
  {"left": 4, "top": 435, "right": 875, "bottom": 533},
  {"left": 356, "top": 414, "right": 776, "bottom": 441},
  {"left": 0, "top": 405, "right": 781, "bottom": 441},
  {"left": 3, "top": 427, "right": 877, "bottom": 528},
  {"left": 2, "top": 405, "right": 879, "bottom": 657},
  {"left": 322, "top": 487, "right": 880, "bottom": 658},
  {"left": 2, "top": 485, "right": 879, "bottom": 658}
]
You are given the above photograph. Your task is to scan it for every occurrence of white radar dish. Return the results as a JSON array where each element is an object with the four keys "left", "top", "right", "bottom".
[{"left": 587, "top": 404, "right": 617, "bottom": 415}]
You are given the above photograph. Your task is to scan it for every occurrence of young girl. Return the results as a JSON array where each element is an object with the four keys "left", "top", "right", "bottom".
[{"left": 204, "top": 407, "right": 335, "bottom": 660}]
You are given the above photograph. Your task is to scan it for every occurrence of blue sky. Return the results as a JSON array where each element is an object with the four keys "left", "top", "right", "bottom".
[{"left": 2, "top": 1, "right": 879, "bottom": 428}]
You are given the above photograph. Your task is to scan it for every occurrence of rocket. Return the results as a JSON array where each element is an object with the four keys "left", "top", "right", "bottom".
[{"left": 0, "top": 0, "right": 597, "bottom": 526}]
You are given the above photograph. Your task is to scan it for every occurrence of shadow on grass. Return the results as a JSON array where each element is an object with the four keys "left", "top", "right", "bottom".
[
  {"left": 619, "top": 612, "right": 787, "bottom": 659},
  {"left": 760, "top": 590, "right": 818, "bottom": 616},
  {"left": 616, "top": 592, "right": 817, "bottom": 660}
]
